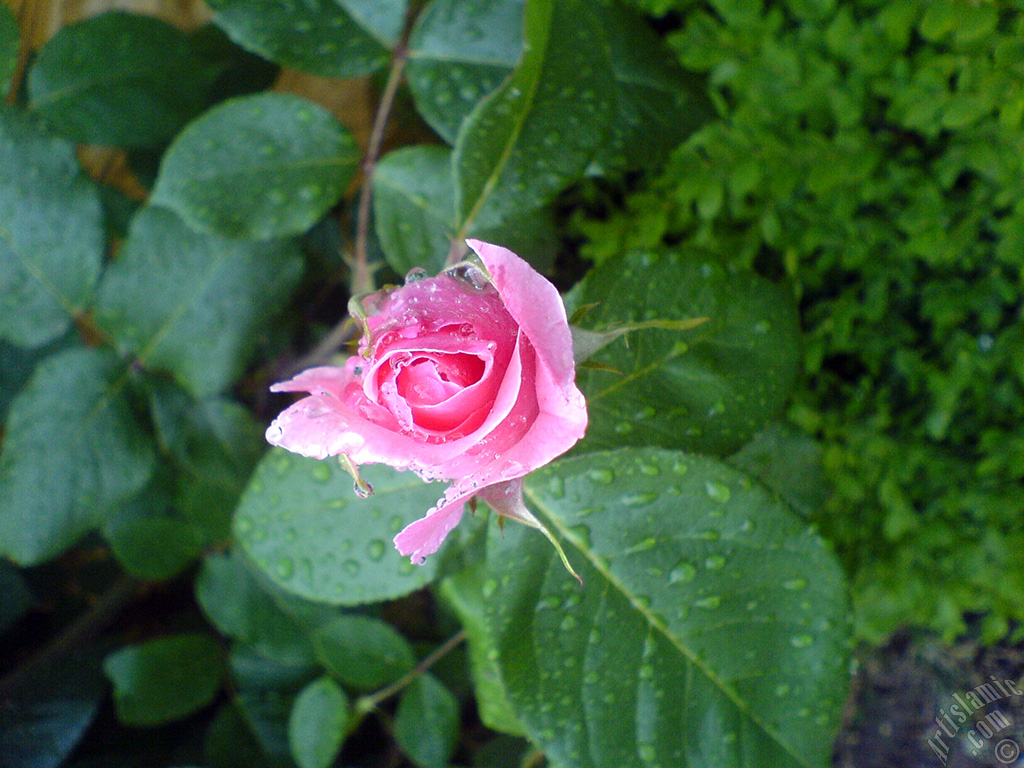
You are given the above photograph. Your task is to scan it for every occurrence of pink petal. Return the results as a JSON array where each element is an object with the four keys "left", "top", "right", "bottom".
[
  {"left": 467, "top": 240, "right": 576, "bottom": 388},
  {"left": 393, "top": 488, "right": 470, "bottom": 563}
]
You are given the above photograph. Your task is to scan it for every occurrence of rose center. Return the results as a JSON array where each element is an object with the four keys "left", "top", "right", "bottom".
[{"left": 395, "top": 353, "right": 486, "bottom": 408}]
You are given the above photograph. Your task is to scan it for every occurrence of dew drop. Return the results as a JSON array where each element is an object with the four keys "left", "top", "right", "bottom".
[
  {"left": 621, "top": 492, "right": 658, "bottom": 507},
  {"left": 638, "top": 463, "right": 660, "bottom": 476},
  {"left": 783, "top": 577, "right": 808, "bottom": 591},
  {"left": 353, "top": 479, "right": 374, "bottom": 498},
  {"left": 694, "top": 595, "right": 721, "bottom": 609},
  {"left": 546, "top": 475, "right": 565, "bottom": 498},
  {"left": 311, "top": 462, "right": 331, "bottom": 483},
  {"left": 447, "top": 263, "right": 493, "bottom": 292},
  {"left": 705, "top": 555, "right": 726, "bottom": 570},
  {"left": 587, "top": 468, "right": 614, "bottom": 484},
  {"left": 669, "top": 561, "right": 696, "bottom": 584},
  {"left": 343, "top": 559, "right": 360, "bottom": 575},
  {"left": 367, "top": 539, "right": 386, "bottom": 561},
  {"left": 704, "top": 480, "right": 731, "bottom": 503},
  {"left": 275, "top": 558, "right": 294, "bottom": 580},
  {"left": 774, "top": 683, "right": 791, "bottom": 697},
  {"left": 560, "top": 615, "right": 577, "bottom": 631},
  {"left": 614, "top": 421, "right": 634, "bottom": 434},
  {"left": 405, "top": 267, "right": 429, "bottom": 284},
  {"left": 638, "top": 745, "right": 656, "bottom": 762},
  {"left": 790, "top": 633, "right": 814, "bottom": 648},
  {"left": 695, "top": 528, "right": 720, "bottom": 541},
  {"left": 539, "top": 595, "right": 560, "bottom": 610},
  {"left": 639, "top": 664, "right": 654, "bottom": 680},
  {"left": 672, "top": 460, "right": 689, "bottom": 475},
  {"left": 482, "top": 578, "right": 498, "bottom": 598}
]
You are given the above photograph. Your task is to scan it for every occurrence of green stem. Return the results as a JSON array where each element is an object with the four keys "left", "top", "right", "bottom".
[{"left": 355, "top": 629, "right": 466, "bottom": 714}]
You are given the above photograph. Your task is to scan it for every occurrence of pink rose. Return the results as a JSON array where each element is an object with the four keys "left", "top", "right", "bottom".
[{"left": 266, "top": 240, "right": 587, "bottom": 563}]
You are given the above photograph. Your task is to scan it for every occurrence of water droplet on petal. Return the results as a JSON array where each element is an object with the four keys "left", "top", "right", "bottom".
[
  {"left": 447, "top": 263, "right": 493, "bottom": 292},
  {"left": 405, "top": 267, "right": 429, "bottom": 284}
]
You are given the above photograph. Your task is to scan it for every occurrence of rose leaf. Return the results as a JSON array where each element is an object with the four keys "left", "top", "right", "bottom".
[
  {"left": 484, "top": 448, "right": 851, "bottom": 768},
  {"left": 453, "top": 0, "right": 616, "bottom": 234},
  {"left": 150, "top": 93, "right": 358, "bottom": 240},
  {"left": 0, "top": 348, "right": 156, "bottom": 565},
  {"left": 0, "top": 106, "right": 103, "bottom": 348},
  {"left": 234, "top": 449, "right": 441, "bottom": 605},
  {"left": 94, "top": 206, "right": 303, "bottom": 397},
  {"left": 207, "top": 0, "right": 405, "bottom": 78},
  {"left": 27, "top": 11, "right": 218, "bottom": 148},
  {"left": 406, "top": 0, "right": 524, "bottom": 144},
  {"left": 574, "top": 248, "right": 802, "bottom": 457}
]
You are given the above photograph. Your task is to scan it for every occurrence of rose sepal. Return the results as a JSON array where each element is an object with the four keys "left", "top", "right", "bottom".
[
  {"left": 570, "top": 316, "right": 709, "bottom": 365},
  {"left": 476, "top": 479, "right": 582, "bottom": 585}
]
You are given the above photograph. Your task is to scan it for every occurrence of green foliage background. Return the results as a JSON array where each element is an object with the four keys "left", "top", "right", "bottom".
[{"left": 577, "top": 0, "right": 1024, "bottom": 643}]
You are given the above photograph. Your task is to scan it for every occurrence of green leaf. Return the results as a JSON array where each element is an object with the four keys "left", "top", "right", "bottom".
[
  {"left": 0, "top": 3, "right": 18, "bottom": 97},
  {"left": 0, "top": 561, "right": 33, "bottom": 634},
  {"left": 438, "top": 565, "right": 524, "bottom": 736},
  {"left": 312, "top": 614, "right": 415, "bottom": 690},
  {"left": 205, "top": 702, "right": 282, "bottom": 768},
  {"left": 26, "top": 11, "right": 217, "bottom": 147},
  {"left": 405, "top": 0, "right": 524, "bottom": 144},
  {"left": 207, "top": 0, "right": 405, "bottom": 78},
  {"left": 373, "top": 144, "right": 558, "bottom": 276},
  {"left": 104, "top": 633, "right": 224, "bottom": 726},
  {"left": 231, "top": 646, "right": 317, "bottom": 758},
  {"left": 234, "top": 449, "right": 441, "bottom": 605},
  {"left": 453, "top": 0, "right": 615, "bottom": 233},
  {"left": 94, "top": 206, "right": 303, "bottom": 397},
  {"left": 574, "top": 249, "right": 801, "bottom": 456},
  {"left": 0, "top": 106, "right": 103, "bottom": 348},
  {"left": 0, "top": 348, "right": 155, "bottom": 565},
  {"left": 0, "top": 646, "right": 105, "bottom": 768},
  {"left": 150, "top": 93, "right": 359, "bottom": 240},
  {"left": 485, "top": 449, "right": 850, "bottom": 768},
  {"left": 147, "top": 380, "right": 266, "bottom": 539},
  {"left": 394, "top": 674, "right": 460, "bottom": 768},
  {"left": 0, "top": 334, "right": 74, "bottom": 421},
  {"left": 373, "top": 145, "right": 456, "bottom": 275},
  {"left": 105, "top": 515, "right": 205, "bottom": 580},
  {"left": 196, "top": 549, "right": 319, "bottom": 665},
  {"left": 288, "top": 677, "right": 349, "bottom": 768},
  {"left": 589, "top": 2, "right": 712, "bottom": 172},
  {"left": 727, "top": 422, "right": 829, "bottom": 518}
]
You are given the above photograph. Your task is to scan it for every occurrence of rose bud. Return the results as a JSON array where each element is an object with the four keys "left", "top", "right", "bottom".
[{"left": 266, "top": 240, "right": 587, "bottom": 565}]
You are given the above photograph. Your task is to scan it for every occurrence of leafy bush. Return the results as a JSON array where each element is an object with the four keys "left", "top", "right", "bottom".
[
  {"left": 0, "top": 1, "right": 857, "bottom": 767},
  {"left": 577, "top": 0, "right": 1024, "bottom": 641}
]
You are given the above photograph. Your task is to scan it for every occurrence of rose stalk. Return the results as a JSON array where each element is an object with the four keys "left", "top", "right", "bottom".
[{"left": 265, "top": 240, "right": 588, "bottom": 567}]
